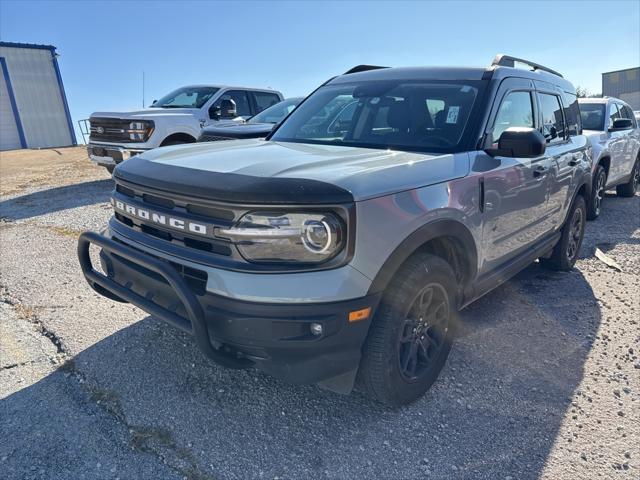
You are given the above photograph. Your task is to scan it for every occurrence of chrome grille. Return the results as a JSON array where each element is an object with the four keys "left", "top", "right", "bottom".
[{"left": 90, "top": 118, "right": 131, "bottom": 142}]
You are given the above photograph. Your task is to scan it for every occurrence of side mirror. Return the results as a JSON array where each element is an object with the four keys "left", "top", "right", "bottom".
[
  {"left": 219, "top": 99, "right": 237, "bottom": 119},
  {"left": 485, "top": 127, "right": 546, "bottom": 158},
  {"left": 209, "top": 105, "right": 221, "bottom": 120},
  {"left": 610, "top": 118, "right": 632, "bottom": 131}
]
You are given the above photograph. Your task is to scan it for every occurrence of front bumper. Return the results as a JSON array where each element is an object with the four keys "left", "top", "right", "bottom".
[
  {"left": 77, "top": 231, "right": 380, "bottom": 386},
  {"left": 87, "top": 144, "right": 147, "bottom": 167}
]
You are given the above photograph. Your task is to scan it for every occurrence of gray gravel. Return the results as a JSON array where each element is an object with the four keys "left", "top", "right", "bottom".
[{"left": 0, "top": 178, "right": 638, "bottom": 480}]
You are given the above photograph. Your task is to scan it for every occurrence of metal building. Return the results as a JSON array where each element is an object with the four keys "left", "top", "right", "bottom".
[
  {"left": 0, "top": 42, "right": 76, "bottom": 151},
  {"left": 602, "top": 67, "right": 640, "bottom": 111}
]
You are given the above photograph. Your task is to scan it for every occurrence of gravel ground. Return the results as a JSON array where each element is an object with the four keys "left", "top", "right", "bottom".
[{"left": 0, "top": 162, "right": 638, "bottom": 480}]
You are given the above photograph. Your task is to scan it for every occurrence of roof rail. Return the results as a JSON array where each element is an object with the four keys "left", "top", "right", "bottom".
[
  {"left": 343, "top": 64, "right": 389, "bottom": 75},
  {"left": 491, "top": 54, "right": 563, "bottom": 78}
]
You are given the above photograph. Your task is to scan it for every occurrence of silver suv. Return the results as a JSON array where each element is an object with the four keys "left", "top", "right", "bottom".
[
  {"left": 579, "top": 97, "right": 640, "bottom": 219},
  {"left": 78, "top": 55, "right": 592, "bottom": 406}
]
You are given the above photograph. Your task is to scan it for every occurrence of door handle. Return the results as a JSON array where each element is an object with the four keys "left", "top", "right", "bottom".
[{"left": 533, "top": 165, "right": 549, "bottom": 177}]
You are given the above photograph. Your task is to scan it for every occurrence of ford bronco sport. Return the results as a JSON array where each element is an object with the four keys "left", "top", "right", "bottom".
[
  {"left": 78, "top": 55, "right": 592, "bottom": 406},
  {"left": 578, "top": 97, "right": 640, "bottom": 219}
]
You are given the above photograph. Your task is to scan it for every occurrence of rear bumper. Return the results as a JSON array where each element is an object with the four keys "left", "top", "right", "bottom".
[
  {"left": 77, "top": 231, "right": 380, "bottom": 385},
  {"left": 87, "top": 144, "right": 147, "bottom": 166}
]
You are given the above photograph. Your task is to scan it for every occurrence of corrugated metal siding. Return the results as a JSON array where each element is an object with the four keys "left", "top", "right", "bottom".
[
  {"left": 603, "top": 67, "right": 640, "bottom": 110},
  {"left": 0, "top": 45, "right": 73, "bottom": 148},
  {"left": 0, "top": 62, "right": 22, "bottom": 150}
]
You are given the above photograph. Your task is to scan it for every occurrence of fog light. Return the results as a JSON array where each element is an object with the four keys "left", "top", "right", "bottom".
[{"left": 310, "top": 323, "right": 323, "bottom": 336}]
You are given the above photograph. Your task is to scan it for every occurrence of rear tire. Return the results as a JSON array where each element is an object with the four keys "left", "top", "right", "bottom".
[
  {"left": 587, "top": 165, "right": 606, "bottom": 220},
  {"left": 616, "top": 157, "right": 639, "bottom": 198},
  {"left": 540, "top": 195, "right": 586, "bottom": 271},
  {"left": 358, "top": 253, "right": 457, "bottom": 407}
]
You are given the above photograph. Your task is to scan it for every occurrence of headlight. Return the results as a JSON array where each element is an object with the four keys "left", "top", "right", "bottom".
[
  {"left": 219, "top": 211, "right": 345, "bottom": 264},
  {"left": 127, "top": 120, "right": 154, "bottom": 141}
]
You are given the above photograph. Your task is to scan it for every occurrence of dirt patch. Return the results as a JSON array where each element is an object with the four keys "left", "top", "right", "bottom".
[{"left": 0, "top": 147, "right": 108, "bottom": 196}]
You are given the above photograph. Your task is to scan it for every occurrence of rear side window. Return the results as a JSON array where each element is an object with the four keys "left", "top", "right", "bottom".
[
  {"left": 562, "top": 93, "right": 581, "bottom": 136},
  {"left": 621, "top": 105, "right": 637, "bottom": 127},
  {"left": 492, "top": 91, "right": 534, "bottom": 140},
  {"left": 538, "top": 93, "right": 566, "bottom": 144},
  {"left": 253, "top": 92, "right": 281, "bottom": 113}
]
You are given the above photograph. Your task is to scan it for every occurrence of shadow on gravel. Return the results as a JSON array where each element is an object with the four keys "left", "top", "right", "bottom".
[
  {"left": 0, "top": 179, "right": 113, "bottom": 221},
  {"left": 5, "top": 195, "right": 637, "bottom": 480},
  {"left": 1, "top": 266, "right": 602, "bottom": 480}
]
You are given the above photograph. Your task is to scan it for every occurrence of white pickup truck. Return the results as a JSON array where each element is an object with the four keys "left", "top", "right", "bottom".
[{"left": 88, "top": 85, "right": 283, "bottom": 172}]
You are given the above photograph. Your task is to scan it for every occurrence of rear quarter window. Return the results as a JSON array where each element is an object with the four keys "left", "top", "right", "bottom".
[{"left": 562, "top": 92, "right": 581, "bottom": 136}]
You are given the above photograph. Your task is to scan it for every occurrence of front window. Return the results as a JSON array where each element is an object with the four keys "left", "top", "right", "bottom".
[
  {"left": 271, "top": 80, "right": 483, "bottom": 153},
  {"left": 214, "top": 90, "right": 252, "bottom": 117},
  {"left": 609, "top": 103, "right": 621, "bottom": 126},
  {"left": 580, "top": 103, "right": 605, "bottom": 130},
  {"left": 249, "top": 98, "right": 301, "bottom": 124},
  {"left": 152, "top": 87, "right": 219, "bottom": 109},
  {"left": 492, "top": 91, "right": 534, "bottom": 140}
]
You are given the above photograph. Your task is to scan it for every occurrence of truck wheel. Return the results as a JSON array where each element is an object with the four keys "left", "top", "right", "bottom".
[
  {"left": 358, "top": 253, "right": 457, "bottom": 407},
  {"left": 105, "top": 165, "right": 115, "bottom": 174},
  {"left": 587, "top": 165, "right": 606, "bottom": 220},
  {"left": 540, "top": 195, "right": 586, "bottom": 271},
  {"left": 616, "top": 158, "right": 639, "bottom": 198}
]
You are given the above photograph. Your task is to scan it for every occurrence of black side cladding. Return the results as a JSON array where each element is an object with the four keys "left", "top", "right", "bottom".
[{"left": 114, "top": 156, "right": 354, "bottom": 205}]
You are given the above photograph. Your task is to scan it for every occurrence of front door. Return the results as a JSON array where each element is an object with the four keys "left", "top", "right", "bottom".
[{"left": 478, "top": 81, "right": 553, "bottom": 272}]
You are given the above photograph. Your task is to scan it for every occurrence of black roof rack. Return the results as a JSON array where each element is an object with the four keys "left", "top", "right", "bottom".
[
  {"left": 343, "top": 64, "right": 389, "bottom": 75},
  {"left": 491, "top": 54, "right": 563, "bottom": 78}
]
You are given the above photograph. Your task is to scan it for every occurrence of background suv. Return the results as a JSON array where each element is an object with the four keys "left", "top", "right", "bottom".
[
  {"left": 579, "top": 97, "right": 640, "bottom": 219},
  {"left": 79, "top": 55, "right": 591, "bottom": 406},
  {"left": 88, "top": 85, "right": 283, "bottom": 172},
  {"left": 198, "top": 97, "right": 303, "bottom": 142}
]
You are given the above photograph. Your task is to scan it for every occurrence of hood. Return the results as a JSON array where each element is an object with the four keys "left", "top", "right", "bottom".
[
  {"left": 116, "top": 139, "right": 469, "bottom": 202},
  {"left": 91, "top": 107, "right": 200, "bottom": 119}
]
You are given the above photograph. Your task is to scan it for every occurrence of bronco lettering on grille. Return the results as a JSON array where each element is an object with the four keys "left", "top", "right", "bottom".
[{"left": 112, "top": 198, "right": 211, "bottom": 237}]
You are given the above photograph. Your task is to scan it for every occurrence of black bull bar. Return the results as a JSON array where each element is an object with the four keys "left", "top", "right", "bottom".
[{"left": 77, "top": 231, "right": 250, "bottom": 369}]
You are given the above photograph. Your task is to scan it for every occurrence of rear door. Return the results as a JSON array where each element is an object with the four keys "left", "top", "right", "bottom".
[
  {"left": 606, "top": 103, "right": 627, "bottom": 184},
  {"left": 535, "top": 87, "right": 582, "bottom": 231},
  {"left": 479, "top": 78, "right": 553, "bottom": 269},
  {"left": 618, "top": 104, "right": 640, "bottom": 177}
]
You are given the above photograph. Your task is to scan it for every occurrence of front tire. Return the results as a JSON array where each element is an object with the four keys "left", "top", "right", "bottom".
[
  {"left": 540, "top": 195, "right": 586, "bottom": 271},
  {"left": 616, "top": 158, "right": 639, "bottom": 198},
  {"left": 587, "top": 165, "right": 606, "bottom": 220},
  {"left": 358, "top": 253, "right": 457, "bottom": 407},
  {"left": 105, "top": 165, "right": 115, "bottom": 174}
]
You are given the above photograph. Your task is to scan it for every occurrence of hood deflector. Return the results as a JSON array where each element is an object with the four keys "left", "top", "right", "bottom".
[{"left": 114, "top": 157, "right": 354, "bottom": 205}]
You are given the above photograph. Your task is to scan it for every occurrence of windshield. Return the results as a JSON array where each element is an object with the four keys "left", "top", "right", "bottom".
[
  {"left": 579, "top": 103, "right": 605, "bottom": 130},
  {"left": 271, "top": 80, "right": 482, "bottom": 153},
  {"left": 249, "top": 98, "right": 302, "bottom": 124},
  {"left": 152, "top": 87, "right": 219, "bottom": 109}
]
